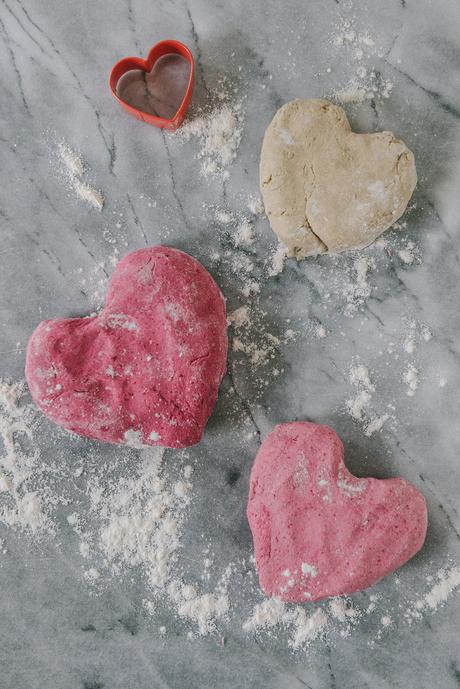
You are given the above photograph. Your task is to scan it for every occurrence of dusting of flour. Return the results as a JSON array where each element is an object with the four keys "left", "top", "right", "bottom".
[
  {"left": 177, "top": 97, "right": 244, "bottom": 180},
  {"left": 56, "top": 141, "right": 104, "bottom": 210},
  {"left": 0, "top": 380, "right": 50, "bottom": 532},
  {"left": 346, "top": 363, "right": 391, "bottom": 437},
  {"left": 330, "top": 20, "right": 394, "bottom": 104},
  {"left": 0, "top": 373, "right": 458, "bottom": 649}
]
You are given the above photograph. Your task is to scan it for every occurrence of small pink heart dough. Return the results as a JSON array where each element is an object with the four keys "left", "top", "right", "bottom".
[
  {"left": 247, "top": 422, "right": 427, "bottom": 602},
  {"left": 26, "top": 246, "right": 227, "bottom": 448}
]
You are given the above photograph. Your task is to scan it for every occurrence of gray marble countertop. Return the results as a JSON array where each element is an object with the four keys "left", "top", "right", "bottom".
[{"left": 1, "top": 0, "right": 460, "bottom": 687}]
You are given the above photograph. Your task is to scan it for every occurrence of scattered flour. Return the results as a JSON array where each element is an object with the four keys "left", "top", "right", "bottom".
[
  {"left": 73, "top": 178, "right": 104, "bottom": 211},
  {"left": 83, "top": 567, "right": 100, "bottom": 583},
  {"left": 0, "top": 380, "right": 50, "bottom": 532},
  {"left": 334, "top": 76, "right": 393, "bottom": 104},
  {"left": 234, "top": 219, "right": 255, "bottom": 247},
  {"left": 346, "top": 364, "right": 390, "bottom": 436},
  {"left": 214, "top": 208, "right": 255, "bottom": 248},
  {"left": 346, "top": 365, "right": 372, "bottom": 422},
  {"left": 242, "top": 597, "right": 327, "bottom": 649},
  {"left": 247, "top": 195, "right": 264, "bottom": 216},
  {"left": 349, "top": 364, "right": 375, "bottom": 392},
  {"left": 401, "top": 318, "right": 432, "bottom": 359},
  {"left": 335, "top": 256, "right": 377, "bottom": 316},
  {"left": 354, "top": 256, "right": 375, "bottom": 297},
  {"left": 290, "top": 608, "right": 328, "bottom": 649},
  {"left": 301, "top": 562, "right": 318, "bottom": 577},
  {"left": 1, "top": 374, "right": 459, "bottom": 647},
  {"left": 228, "top": 305, "right": 251, "bottom": 329},
  {"left": 175, "top": 586, "right": 229, "bottom": 635},
  {"left": 404, "top": 364, "right": 420, "bottom": 397},
  {"left": 242, "top": 280, "right": 261, "bottom": 298},
  {"left": 334, "top": 86, "right": 369, "bottom": 104},
  {"left": 97, "top": 449, "right": 181, "bottom": 586},
  {"left": 231, "top": 306, "right": 281, "bottom": 372},
  {"left": 347, "top": 390, "right": 372, "bottom": 421},
  {"left": 417, "top": 566, "right": 460, "bottom": 611},
  {"left": 242, "top": 597, "right": 286, "bottom": 632},
  {"left": 306, "top": 319, "right": 328, "bottom": 340},
  {"left": 405, "top": 566, "right": 460, "bottom": 623},
  {"left": 331, "top": 20, "right": 394, "bottom": 104},
  {"left": 1, "top": 52, "right": 456, "bottom": 652},
  {"left": 215, "top": 209, "right": 235, "bottom": 225},
  {"left": 243, "top": 594, "right": 363, "bottom": 649},
  {"left": 243, "top": 558, "right": 460, "bottom": 647},
  {"left": 268, "top": 243, "right": 288, "bottom": 277},
  {"left": 421, "top": 324, "right": 432, "bottom": 342},
  {"left": 328, "top": 597, "right": 360, "bottom": 624},
  {"left": 232, "top": 253, "right": 254, "bottom": 275},
  {"left": 177, "top": 100, "right": 244, "bottom": 179},
  {"left": 57, "top": 141, "right": 104, "bottom": 210},
  {"left": 404, "top": 338, "right": 416, "bottom": 354},
  {"left": 58, "top": 143, "right": 85, "bottom": 177},
  {"left": 398, "top": 241, "right": 420, "bottom": 266},
  {"left": 314, "top": 323, "right": 327, "bottom": 339},
  {"left": 85, "top": 447, "right": 230, "bottom": 636},
  {"left": 364, "top": 414, "right": 389, "bottom": 437}
]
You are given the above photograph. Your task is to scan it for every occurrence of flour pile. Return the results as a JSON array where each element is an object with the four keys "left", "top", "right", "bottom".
[
  {"left": 0, "top": 380, "right": 50, "bottom": 532},
  {"left": 57, "top": 142, "right": 104, "bottom": 210},
  {"left": 244, "top": 563, "right": 460, "bottom": 649},
  {"left": 243, "top": 595, "right": 364, "bottom": 649},
  {"left": 268, "top": 243, "right": 288, "bottom": 277},
  {"left": 75, "top": 447, "right": 231, "bottom": 636},
  {"left": 346, "top": 364, "right": 391, "bottom": 437},
  {"left": 415, "top": 566, "right": 460, "bottom": 612},
  {"left": 242, "top": 597, "right": 329, "bottom": 649},
  {"left": 0, "top": 379, "right": 230, "bottom": 636},
  {"left": 177, "top": 99, "right": 245, "bottom": 179}
]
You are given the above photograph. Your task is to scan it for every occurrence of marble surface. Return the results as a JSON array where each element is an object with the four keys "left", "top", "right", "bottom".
[{"left": 1, "top": 0, "right": 460, "bottom": 687}]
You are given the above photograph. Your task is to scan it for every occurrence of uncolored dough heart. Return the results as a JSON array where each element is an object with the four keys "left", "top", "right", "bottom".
[
  {"left": 260, "top": 99, "right": 417, "bottom": 258},
  {"left": 26, "top": 247, "right": 228, "bottom": 448},
  {"left": 247, "top": 422, "right": 427, "bottom": 602}
]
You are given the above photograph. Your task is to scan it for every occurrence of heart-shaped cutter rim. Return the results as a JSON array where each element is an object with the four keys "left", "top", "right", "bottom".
[{"left": 109, "top": 40, "right": 195, "bottom": 131}]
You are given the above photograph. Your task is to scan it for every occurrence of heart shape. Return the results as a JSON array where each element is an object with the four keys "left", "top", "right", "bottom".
[
  {"left": 247, "top": 422, "right": 427, "bottom": 602},
  {"left": 25, "top": 247, "right": 227, "bottom": 448},
  {"left": 109, "top": 41, "right": 195, "bottom": 130},
  {"left": 260, "top": 99, "right": 417, "bottom": 257}
]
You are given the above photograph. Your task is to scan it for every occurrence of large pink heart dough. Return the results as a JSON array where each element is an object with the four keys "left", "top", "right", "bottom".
[
  {"left": 247, "top": 422, "right": 427, "bottom": 602},
  {"left": 26, "top": 247, "right": 228, "bottom": 448}
]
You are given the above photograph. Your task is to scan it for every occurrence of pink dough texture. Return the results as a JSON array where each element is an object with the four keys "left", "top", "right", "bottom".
[
  {"left": 26, "top": 246, "right": 227, "bottom": 448},
  {"left": 247, "top": 422, "right": 427, "bottom": 602}
]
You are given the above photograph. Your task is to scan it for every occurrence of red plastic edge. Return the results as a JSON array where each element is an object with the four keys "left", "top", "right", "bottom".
[{"left": 109, "top": 40, "right": 195, "bottom": 131}]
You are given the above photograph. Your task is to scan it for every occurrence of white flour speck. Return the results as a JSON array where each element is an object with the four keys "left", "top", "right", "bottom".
[
  {"left": 404, "top": 364, "right": 419, "bottom": 397},
  {"left": 268, "top": 243, "right": 288, "bottom": 277},
  {"left": 58, "top": 142, "right": 85, "bottom": 177},
  {"left": 177, "top": 97, "right": 244, "bottom": 179},
  {"left": 73, "top": 178, "right": 104, "bottom": 211},
  {"left": 56, "top": 141, "right": 104, "bottom": 210}
]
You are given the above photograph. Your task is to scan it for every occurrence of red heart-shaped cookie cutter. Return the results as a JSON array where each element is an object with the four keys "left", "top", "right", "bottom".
[{"left": 109, "top": 40, "right": 195, "bottom": 131}]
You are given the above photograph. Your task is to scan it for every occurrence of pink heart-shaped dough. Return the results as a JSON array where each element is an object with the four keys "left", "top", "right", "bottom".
[
  {"left": 247, "top": 422, "right": 427, "bottom": 602},
  {"left": 26, "top": 247, "right": 227, "bottom": 448}
]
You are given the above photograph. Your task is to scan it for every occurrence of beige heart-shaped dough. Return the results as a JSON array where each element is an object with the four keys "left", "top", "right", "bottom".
[{"left": 260, "top": 99, "right": 417, "bottom": 258}]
